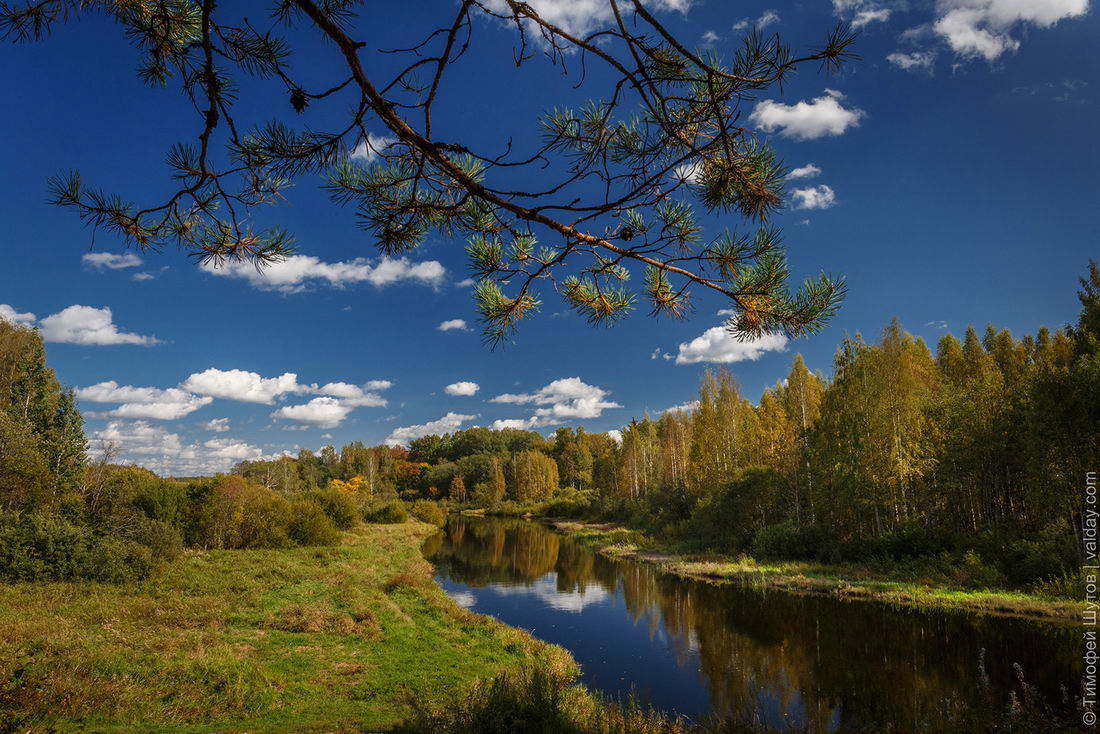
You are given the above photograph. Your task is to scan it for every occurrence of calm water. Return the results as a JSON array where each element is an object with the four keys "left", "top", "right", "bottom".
[{"left": 421, "top": 516, "right": 1081, "bottom": 731}]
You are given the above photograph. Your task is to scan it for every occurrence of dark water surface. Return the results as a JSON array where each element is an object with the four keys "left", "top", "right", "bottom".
[{"left": 421, "top": 516, "right": 1081, "bottom": 731}]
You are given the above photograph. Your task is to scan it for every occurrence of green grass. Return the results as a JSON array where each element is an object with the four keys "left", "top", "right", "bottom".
[
  {"left": 0, "top": 522, "right": 574, "bottom": 733},
  {"left": 548, "top": 521, "right": 1082, "bottom": 621}
]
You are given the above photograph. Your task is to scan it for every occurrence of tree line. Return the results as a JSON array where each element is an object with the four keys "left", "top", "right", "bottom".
[
  {"left": 0, "top": 319, "right": 381, "bottom": 583},
  {"left": 3, "top": 262, "right": 1096, "bottom": 587},
  {"left": 234, "top": 262, "right": 1099, "bottom": 588}
]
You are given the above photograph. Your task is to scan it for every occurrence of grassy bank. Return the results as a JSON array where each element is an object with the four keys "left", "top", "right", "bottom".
[
  {"left": 0, "top": 521, "right": 573, "bottom": 733},
  {"left": 547, "top": 520, "right": 1082, "bottom": 621}
]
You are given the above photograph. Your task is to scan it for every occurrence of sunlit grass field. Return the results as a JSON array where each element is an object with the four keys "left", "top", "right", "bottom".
[{"left": 0, "top": 522, "right": 572, "bottom": 733}]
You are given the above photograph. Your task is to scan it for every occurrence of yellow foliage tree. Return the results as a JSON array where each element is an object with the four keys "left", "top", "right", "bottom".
[{"left": 329, "top": 475, "right": 368, "bottom": 495}]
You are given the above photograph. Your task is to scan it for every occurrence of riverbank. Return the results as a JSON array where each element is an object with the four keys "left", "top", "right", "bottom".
[
  {"left": 546, "top": 520, "right": 1081, "bottom": 621},
  {"left": 0, "top": 521, "right": 573, "bottom": 733}
]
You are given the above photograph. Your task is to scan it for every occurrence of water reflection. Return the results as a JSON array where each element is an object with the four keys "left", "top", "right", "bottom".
[{"left": 423, "top": 516, "right": 1080, "bottom": 731}]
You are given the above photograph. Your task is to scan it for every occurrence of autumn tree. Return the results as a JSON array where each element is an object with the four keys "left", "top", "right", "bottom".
[{"left": 449, "top": 474, "right": 467, "bottom": 504}]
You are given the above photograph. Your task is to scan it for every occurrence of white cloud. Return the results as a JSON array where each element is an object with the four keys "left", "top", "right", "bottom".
[
  {"left": 272, "top": 397, "right": 353, "bottom": 429},
  {"left": 701, "top": 29, "right": 720, "bottom": 46},
  {"left": 481, "top": 0, "right": 692, "bottom": 39},
  {"left": 438, "top": 319, "right": 470, "bottom": 332},
  {"left": 932, "top": 0, "right": 1087, "bottom": 61},
  {"left": 672, "top": 162, "right": 702, "bottom": 185},
  {"left": 491, "top": 417, "right": 539, "bottom": 430},
  {"left": 887, "top": 50, "right": 938, "bottom": 71},
  {"left": 202, "top": 255, "right": 445, "bottom": 293},
  {"left": 832, "top": 0, "right": 893, "bottom": 29},
  {"left": 82, "top": 252, "right": 142, "bottom": 270},
  {"left": 0, "top": 304, "right": 36, "bottom": 325},
  {"left": 732, "top": 9, "right": 780, "bottom": 30},
  {"left": 202, "top": 438, "right": 263, "bottom": 461},
  {"left": 181, "top": 368, "right": 305, "bottom": 404},
  {"left": 756, "top": 9, "right": 780, "bottom": 28},
  {"left": 852, "top": 7, "right": 892, "bottom": 27},
  {"left": 93, "top": 420, "right": 183, "bottom": 456},
  {"left": 456, "top": 278, "right": 476, "bottom": 288},
  {"left": 606, "top": 429, "right": 623, "bottom": 444},
  {"left": 350, "top": 132, "right": 398, "bottom": 164},
  {"left": 484, "top": 573, "right": 610, "bottom": 612},
  {"left": 664, "top": 400, "right": 701, "bottom": 414},
  {"left": 490, "top": 377, "right": 621, "bottom": 428},
  {"left": 385, "top": 412, "right": 478, "bottom": 446},
  {"left": 749, "top": 90, "right": 864, "bottom": 141},
  {"left": 90, "top": 420, "right": 266, "bottom": 475},
  {"left": 791, "top": 185, "right": 837, "bottom": 210},
  {"left": 445, "top": 381, "right": 480, "bottom": 396},
  {"left": 83, "top": 370, "right": 389, "bottom": 428},
  {"left": 76, "top": 381, "right": 212, "bottom": 419},
  {"left": 675, "top": 328, "right": 788, "bottom": 365},
  {"left": 788, "top": 163, "right": 822, "bottom": 180},
  {"left": 312, "top": 382, "right": 387, "bottom": 407},
  {"left": 204, "top": 418, "right": 230, "bottom": 432},
  {"left": 38, "top": 305, "right": 158, "bottom": 346}
]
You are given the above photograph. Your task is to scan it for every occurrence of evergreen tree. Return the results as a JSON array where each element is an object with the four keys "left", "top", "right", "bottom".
[{"left": 5, "top": 1, "right": 852, "bottom": 344}]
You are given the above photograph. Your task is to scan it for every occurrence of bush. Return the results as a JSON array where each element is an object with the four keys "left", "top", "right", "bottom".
[
  {"left": 409, "top": 499, "right": 445, "bottom": 527},
  {"left": 0, "top": 511, "right": 154, "bottom": 583},
  {"left": 302, "top": 488, "right": 358, "bottom": 529},
  {"left": 958, "top": 550, "right": 1003, "bottom": 589},
  {"left": 750, "top": 521, "right": 838, "bottom": 562},
  {"left": 131, "top": 479, "right": 188, "bottom": 527},
  {"left": 198, "top": 475, "right": 293, "bottom": 549},
  {"left": 83, "top": 536, "right": 154, "bottom": 583},
  {"left": 365, "top": 500, "right": 407, "bottom": 524},
  {"left": 543, "top": 490, "right": 592, "bottom": 519},
  {"left": 287, "top": 500, "right": 340, "bottom": 546},
  {"left": 126, "top": 515, "right": 184, "bottom": 563},
  {"left": 1001, "top": 539, "right": 1066, "bottom": 586}
]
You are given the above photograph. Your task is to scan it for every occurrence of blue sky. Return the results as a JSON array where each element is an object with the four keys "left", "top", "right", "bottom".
[{"left": 1, "top": 0, "right": 1097, "bottom": 474}]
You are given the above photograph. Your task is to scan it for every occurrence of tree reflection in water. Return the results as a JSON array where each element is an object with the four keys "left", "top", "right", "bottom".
[{"left": 423, "top": 517, "right": 1079, "bottom": 731}]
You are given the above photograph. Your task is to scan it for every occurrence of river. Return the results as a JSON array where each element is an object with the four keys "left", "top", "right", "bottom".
[{"left": 421, "top": 515, "right": 1081, "bottom": 731}]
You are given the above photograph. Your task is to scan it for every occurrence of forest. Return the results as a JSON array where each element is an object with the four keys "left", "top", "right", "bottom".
[
  {"left": 0, "top": 316, "right": 411, "bottom": 583},
  {"left": 1, "top": 262, "right": 1097, "bottom": 592},
  {"left": 225, "top": 262, "right": 1100, "bottom": 592}
]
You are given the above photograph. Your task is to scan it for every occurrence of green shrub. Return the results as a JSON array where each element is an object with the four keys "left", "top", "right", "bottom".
[
  {"left": 131, "top": 479, "right": 188, "bottom": 526},
  {"left": 84, "top": 536, "right": 154, "bottom": 583},
  {"left": 127, "top": 515, "right": 184, "bottom": 563},
  {"left": 302, "top": 488, "right": 358, "bottom": 529},
  {"left": 365, "top": 500, "right": 407, "bottom": 524},
  {"left": 1001, "top": 540, "right": 1066, "bottom": 586},
  {"left": 0, "top": 511, "right": 91, "bottom": 581},
  {"left": 0, "top": 511, "right": 155, "bottom": 583},
  {"left": 409, "top": 500, "right": 445, "bottom": 527},
  {"left": 543, "top": 496, "right": 590, "bottom": 519},
  {"left": 194, "top": 475, "right": 293, "bottom": 549},
  {"left": 750, "top": 521, "right": 837, "bottom": 562},
  {"left": 959, "top": 550, "right": 1004, "bottom": 589},
  {"left": 287, "top": 500, "right": 340, "bottom": 546},
  {"left": 1033, "top": 569, "right": 1089, "bottom": 599}
]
